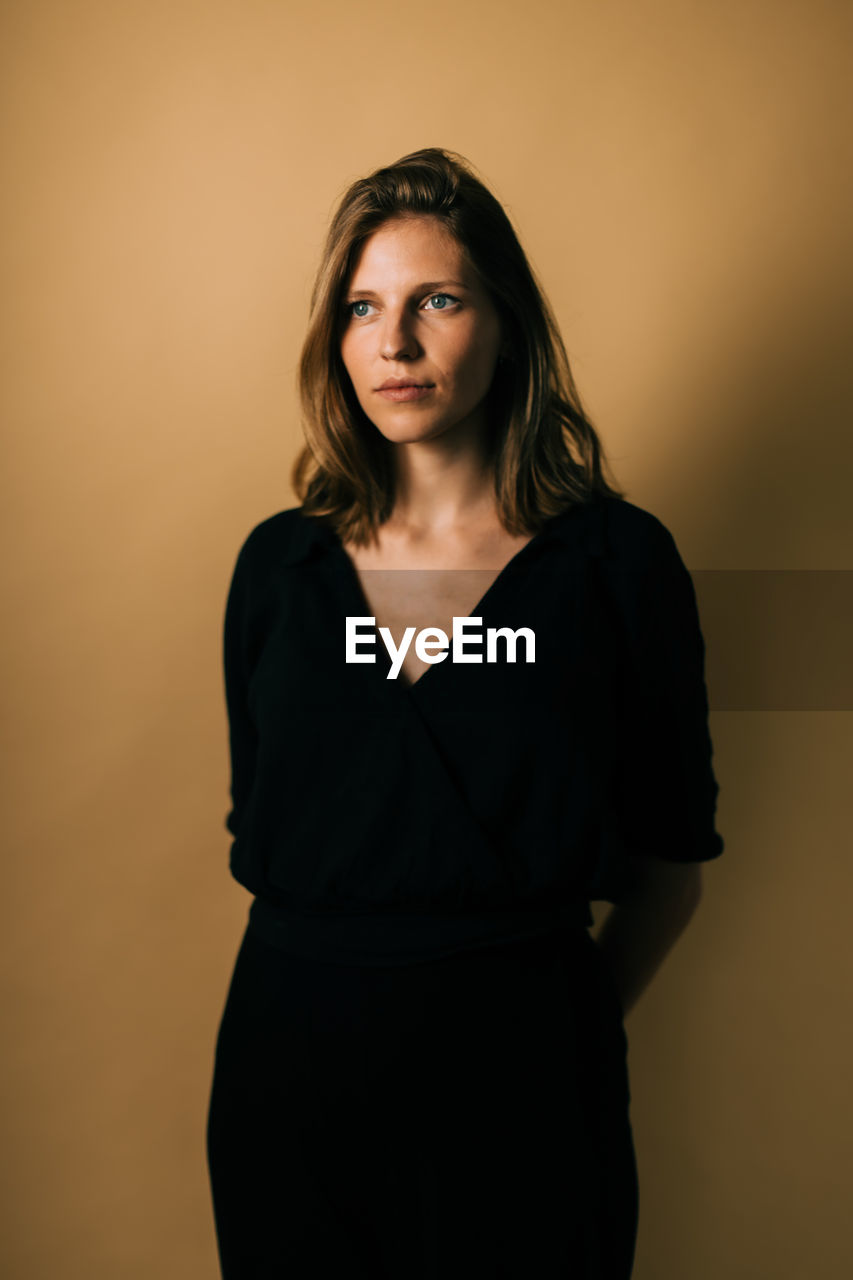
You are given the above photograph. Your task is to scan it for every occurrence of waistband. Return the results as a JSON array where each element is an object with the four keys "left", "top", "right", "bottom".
[{"left": 247, "top": 895, "right": 594, "bottom": 967}]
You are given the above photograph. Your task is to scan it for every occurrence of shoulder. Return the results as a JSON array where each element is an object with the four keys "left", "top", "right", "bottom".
[
  {"left": 597, "top": 496, "right": 678, "bottom": 553},
  {"left": 589, "top": 499, "right": 701, "bottom": 647},
  {"left": 592, "top": 496, "right": 683, "bottom": 569},
  {"left": 230, "top": 506, "right": 336, "bottom": 573},
  {"left": 548, "top": 494, "right": 681, "bottom": 568}
]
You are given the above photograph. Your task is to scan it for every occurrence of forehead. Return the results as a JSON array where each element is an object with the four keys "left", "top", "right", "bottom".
[{"left": 348, "top": 216, "right": 473, "bottom": 285}]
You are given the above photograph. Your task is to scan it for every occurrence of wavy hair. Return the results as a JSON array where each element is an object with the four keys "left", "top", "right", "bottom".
[{"left": 292, "top": 146, "right": 623, "bottom": 545}]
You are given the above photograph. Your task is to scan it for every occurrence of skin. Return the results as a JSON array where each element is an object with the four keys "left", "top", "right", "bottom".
[
  {"left": 339, "top": 213, "right": 704, "bottom": 1018},
  {"left": 340, "top": 214, "right": 511, "bottom": 547}
]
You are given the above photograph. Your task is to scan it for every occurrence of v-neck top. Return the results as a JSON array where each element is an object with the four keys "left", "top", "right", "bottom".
[{"left": 221, "top": 493, "right": 724, "bottom": 965}]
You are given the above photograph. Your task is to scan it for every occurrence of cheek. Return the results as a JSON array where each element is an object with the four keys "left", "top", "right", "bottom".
[
  {"left": 340, "top": 336, "right": 365, "bottom": 388},
  {"left": 459, "top": 334, "right": 500, "bottom": 390},
  {"left": 454, "top": 315, "right": 500, "bottom": 372}
]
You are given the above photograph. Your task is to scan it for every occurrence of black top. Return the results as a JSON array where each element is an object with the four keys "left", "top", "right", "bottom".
[{"left": 222, "top": 492, "right": 724, "bottom": 965}]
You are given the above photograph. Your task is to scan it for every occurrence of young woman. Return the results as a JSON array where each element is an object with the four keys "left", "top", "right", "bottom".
[{"left": 206, "top": 147, "right": 724, "bottom": 1278}]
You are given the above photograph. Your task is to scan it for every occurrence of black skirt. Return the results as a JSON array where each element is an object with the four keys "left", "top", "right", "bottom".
[{"left": 206, "top": 917, "right": 638, "bottom": 1279}]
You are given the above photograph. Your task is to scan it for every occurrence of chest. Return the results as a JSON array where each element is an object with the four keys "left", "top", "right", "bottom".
[{"left": 341, "top": 529, "right": 536, "bottom": 687}]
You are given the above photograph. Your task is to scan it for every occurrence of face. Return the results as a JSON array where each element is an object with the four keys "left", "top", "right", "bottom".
[{"left": 339, "top": 215, "right": 504, "bottom": 449}]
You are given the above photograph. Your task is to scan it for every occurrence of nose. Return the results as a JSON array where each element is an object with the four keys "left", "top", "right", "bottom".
[{"left": 380, "top": 308, "right": 420, "bottom": 361}]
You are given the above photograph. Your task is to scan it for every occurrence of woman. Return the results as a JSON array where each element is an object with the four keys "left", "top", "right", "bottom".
[{"left": 206, "top": 147, "right": 724, "bottom": 1278}]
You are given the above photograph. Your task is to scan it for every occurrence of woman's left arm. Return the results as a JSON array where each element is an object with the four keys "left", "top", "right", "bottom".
[{"left": 593, "top": 855, "right": 704, "bottom": 1019}]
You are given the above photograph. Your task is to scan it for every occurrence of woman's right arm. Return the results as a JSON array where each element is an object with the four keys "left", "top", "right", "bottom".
[{"left": 223, "top": 535, "right": 259, "bottom": 841}]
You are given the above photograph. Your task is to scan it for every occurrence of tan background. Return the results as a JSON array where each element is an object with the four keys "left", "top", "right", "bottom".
[{"left": 2, "top": 0, "right": 852, "bottom": 1275}]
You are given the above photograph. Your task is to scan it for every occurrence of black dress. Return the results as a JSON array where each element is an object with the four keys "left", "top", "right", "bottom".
[{"left": 206, "top": 493, "right": 724, "bottom": 1278}]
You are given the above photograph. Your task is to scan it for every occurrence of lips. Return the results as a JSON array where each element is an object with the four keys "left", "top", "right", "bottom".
[
  {"left": 376, "top": 378, "right": 434, "bottom": 389},
  {"left": 375, "top": 382, "right": 435, "bottom": 402}
]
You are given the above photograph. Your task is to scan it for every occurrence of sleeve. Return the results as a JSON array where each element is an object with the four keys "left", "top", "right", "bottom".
[
  {"left": 222, "top": 532, "right": 260, "bottom": 841},
  {"left": 605, "top": 517, "right": 724, "bottom": 866}
]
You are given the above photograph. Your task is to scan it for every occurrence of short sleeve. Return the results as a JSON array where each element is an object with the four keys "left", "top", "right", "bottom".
[
  {"left": 222, "top": 533, "right": 260, "bottom": 841},
  {"left": 602, "top": 516, "right": 724, "bottom": 867}
]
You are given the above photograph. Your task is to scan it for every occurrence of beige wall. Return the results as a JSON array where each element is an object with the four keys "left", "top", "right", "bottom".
[{"left": 2, "top": 0, "right": 851, "bottom": 1275}]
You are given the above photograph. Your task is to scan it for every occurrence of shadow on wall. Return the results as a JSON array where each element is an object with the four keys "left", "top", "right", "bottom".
[
  {"left": 648, "top": 216, "right": 853, "bottom": 709},
  {"left": 620, "top": 200, "right": 853, "bottom": 1279}
]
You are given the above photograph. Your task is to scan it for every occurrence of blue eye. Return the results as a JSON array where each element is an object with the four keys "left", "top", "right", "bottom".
[
  {"left": 344, "top": 293, "right": 459, "bottom": 318},
  {"left": 425, "top": 293, "right": 457, "bottom": 310}
]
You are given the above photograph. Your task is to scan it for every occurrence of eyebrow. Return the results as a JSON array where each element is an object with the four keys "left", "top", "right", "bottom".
[{"left": 344, "top": 280, "right": 470, "bottom": 299}]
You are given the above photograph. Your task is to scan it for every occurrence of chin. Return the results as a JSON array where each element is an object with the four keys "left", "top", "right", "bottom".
[
  {"left": 371, "top": 416, "right": 451, "bottom": 445},
  {"left": 386, "top": 427, "right": 457, "bottom": 448}
]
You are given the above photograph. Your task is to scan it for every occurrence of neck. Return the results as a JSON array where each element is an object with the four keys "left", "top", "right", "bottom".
[{"left": 386, "top": 415, "right": 500, "bottom": 537}]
